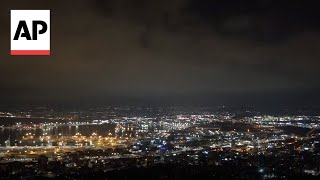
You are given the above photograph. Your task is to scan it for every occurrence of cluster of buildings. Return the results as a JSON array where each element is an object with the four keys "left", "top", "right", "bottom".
[{"left": 0, "top": 107, "right": 320, "bottom": 179}]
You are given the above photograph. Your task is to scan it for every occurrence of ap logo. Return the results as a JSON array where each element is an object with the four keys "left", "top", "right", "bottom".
[{"left": 11, "top": 10, "right": 50, "bottom": 56}]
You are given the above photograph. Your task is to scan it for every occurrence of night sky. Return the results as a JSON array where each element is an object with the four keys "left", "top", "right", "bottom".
[{"left": 0, "top": 0, "right": 320, "bottom": 106}]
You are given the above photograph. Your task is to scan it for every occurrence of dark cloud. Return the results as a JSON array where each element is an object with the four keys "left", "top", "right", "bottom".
[{"left": 0, "top": 0, "right": 320, "bottom": 105}]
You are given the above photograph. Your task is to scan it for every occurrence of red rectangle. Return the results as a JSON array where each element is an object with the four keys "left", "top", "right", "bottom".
[{"left": 11, "top": 50, "right": 50, "bottom": 56}]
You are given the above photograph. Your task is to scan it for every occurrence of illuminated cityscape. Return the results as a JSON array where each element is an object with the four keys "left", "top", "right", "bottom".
[
  {"left": 2, "top": 0, "right": 320, "bottom": 179},
  {"left": 0, "top": 105, "right": 319, "bottom": 179}
]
